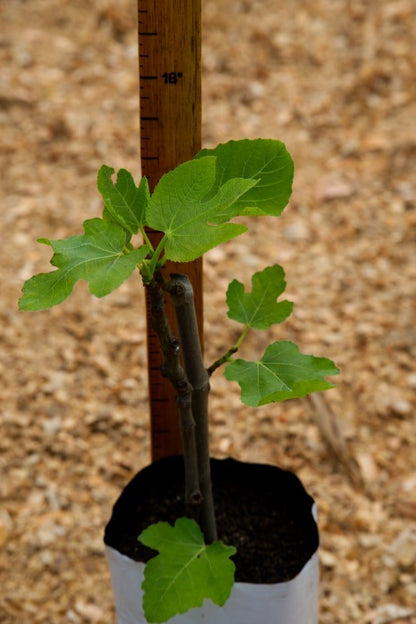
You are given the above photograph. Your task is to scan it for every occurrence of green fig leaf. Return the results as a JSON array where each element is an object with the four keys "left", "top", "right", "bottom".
[
  {"left": 224, "top": 341, "right": 339, "bottom": 406},
  {"left": 97, "top": 165, "right": 149, "bottom": 234},
  {"left": 194, "top": 138, "right": 294, "bottom": 216},
  {"left": 19, "top": 218, "right": 148, "bottom": 310},
  {"left": 146, "top": 156, "right": 257, "bottom": 262},
  {"left": 139, "top": 518, "right": 236, "bottom": 623},
  {"left": 227, "top": 265, "right": 293, "bottom": 329}
]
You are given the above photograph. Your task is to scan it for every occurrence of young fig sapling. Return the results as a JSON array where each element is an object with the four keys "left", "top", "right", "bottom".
[{"left": 19, "top": 139, "right": 339, "bottom": 623}]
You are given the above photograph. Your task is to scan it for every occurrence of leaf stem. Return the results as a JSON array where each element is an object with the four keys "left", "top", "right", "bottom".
[
  {"left": 207, "top": 324, "right": 250, "bottom": 376},
  {"left": 148, "top": 236, "right": 166, "bottom": 277},
  {"left": 235, "top": 324, "right": 251, "bottom": 349},
  {"left": 140, "top": 227, "right": 154, "bottom": 253}
]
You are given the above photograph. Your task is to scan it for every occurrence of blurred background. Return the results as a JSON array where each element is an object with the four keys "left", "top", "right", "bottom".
[{"left": 1, "top": 1, "right": 415, "bottom": 622}]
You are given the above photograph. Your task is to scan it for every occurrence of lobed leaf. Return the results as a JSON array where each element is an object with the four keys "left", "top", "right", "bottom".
[
  {"left": 146, "top": 156, "right": 257, "bottom": 262},
  {"left": 19, "top": 218, "right": 148, "bottom": 310},
  {"left": 227, "top": 265, "right": 293, "bottom": 329},
  {"left": 139, "top": 518, "right": 236, "bottom": 623},
  {"left": 97, "top": 165, "right": 149, "bottom": 234},
  {"left": 194, "top": 138, "right": 294, "bottom": 216},
  {"left": 224, "top": 340, "right": 339, "bottom": 406}
]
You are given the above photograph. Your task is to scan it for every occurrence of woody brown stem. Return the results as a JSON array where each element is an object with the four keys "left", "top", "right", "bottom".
[
  {"left": 145, "top": 277, "right": 201, "bottom": 513},
  {"left": 169, "top": 273, "right": 217, "bottom": 544}
]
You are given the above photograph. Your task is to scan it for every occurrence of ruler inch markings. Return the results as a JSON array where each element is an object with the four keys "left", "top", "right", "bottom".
[{"left": 138, "top": 0, "right": 202, "bottom": 462}]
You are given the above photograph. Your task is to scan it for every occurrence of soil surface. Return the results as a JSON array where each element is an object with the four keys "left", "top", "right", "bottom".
[
  {"left": 1, "top": 1, "right": 415, "bottom": 623},
  {"left": 104, "top": 456, "right": 319, "bottom": 583}
]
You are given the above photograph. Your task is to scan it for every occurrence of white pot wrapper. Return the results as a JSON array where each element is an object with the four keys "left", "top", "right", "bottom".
[
  {"left": 105, "top": 533, "right": 319, "bottom": 624},
  {"left": 104, "top": 459, "right": 319, "bottom": 624}
]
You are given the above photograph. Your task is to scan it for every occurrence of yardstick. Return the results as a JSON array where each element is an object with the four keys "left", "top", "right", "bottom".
[{"left": 137, "top": 0, "right": 202, "bottom": 461}]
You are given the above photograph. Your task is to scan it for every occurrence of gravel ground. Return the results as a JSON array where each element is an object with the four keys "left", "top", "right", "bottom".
[{"left": 1, "top": 1, "right": 415, "bottom": 622}]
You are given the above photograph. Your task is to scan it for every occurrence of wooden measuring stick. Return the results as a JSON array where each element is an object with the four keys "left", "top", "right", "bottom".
[{"left": 138, "top": 0, "right": 202, "bottom": 461}]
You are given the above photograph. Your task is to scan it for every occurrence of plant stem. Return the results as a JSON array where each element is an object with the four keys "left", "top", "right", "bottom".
[
  {"left": 207, "top": 346, "right": 238, "bottom": 376},
  {"left": 169, "top": 274, "right": 218, "bottom": 544},
  {"left": 234, "top": 324, "right": 251, "bottom": 349},
  {"left": 148, "top": 236, "right": 166, "bottom": 277},
  {"left": 207, "top": 324, "right": 250, "bottom": 376},
  {"left": 145, "top": 277, "right": 202, "bottom": 514},
  {"left": 140, "top": 227, "right": 154, "bottom": 252}
]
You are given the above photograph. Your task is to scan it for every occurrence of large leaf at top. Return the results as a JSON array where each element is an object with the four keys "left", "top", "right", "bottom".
[
  {"left": 224, "top": 340, "right": 339, "bottom": 406},
  {"left": 194, "top": 138, "right": 294, "bottom": 216},
  {"left": 19, "top": 218, "right": 148, "bottom": 310},
  {"left": 139, "top": 518, "right": 236, "bottom": 623},
  {"left": 227, "top": 265, "right": 293, "bottom": 329},
  {"left": 97, "top": 165, "right": 149, "bottom": 234},
  {"left": 146, "top": 156, "right": 257, "bottom": 262}
]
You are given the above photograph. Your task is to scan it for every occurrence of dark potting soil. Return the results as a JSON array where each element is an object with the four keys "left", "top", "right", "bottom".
[{"left": 104, "top": 456, "right": 319, "bottom": 584}]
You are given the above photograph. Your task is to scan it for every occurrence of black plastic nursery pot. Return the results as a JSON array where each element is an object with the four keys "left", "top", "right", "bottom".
[{"left": 104, "top": 456, "right": 320, "bottom": 624}]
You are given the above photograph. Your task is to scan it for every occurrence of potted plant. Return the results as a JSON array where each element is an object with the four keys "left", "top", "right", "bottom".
[{"left": 19, "top": 138, "right": 339, "bottom": 623}]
